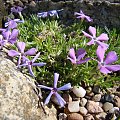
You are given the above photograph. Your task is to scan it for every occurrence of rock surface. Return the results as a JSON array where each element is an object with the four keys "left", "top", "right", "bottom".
[
  {"left": 21, "top": 0, "right": 120, "bottom": 28},
  {"left": 0, "top": 51, "right": 57, "bottom": 120},
  {"left": 86, "top": 100, "right": 103, "bottom": 113}
]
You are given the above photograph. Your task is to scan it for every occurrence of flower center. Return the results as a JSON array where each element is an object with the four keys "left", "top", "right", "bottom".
[
  {"left": 93, "top": 37, "right": 97, "bottom": 41},
  {"left": 52, "top": 88, "right": 57, "bottom": 93},
  {"left": 101, "top": 62, "right": 105, "bottom": 66},
  {"left": 28, "top": 61, "right": 33, "bottom": 65}
]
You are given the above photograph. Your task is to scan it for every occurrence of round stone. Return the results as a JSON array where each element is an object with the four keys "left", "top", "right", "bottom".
[
  {"left": 103, "top": 102, "right": 114, "bottom": 112},
  {"left": 68, "top": 101, "right": 80, "bottom": 113},
  {"left": 92, "top": 94, "right": 101, "bottom": 102},
  {"left": 68, "top": 113, "right": 83, "bottom": 120},
  {"left": 80, "top": 98, "right": 87, "bottom": 107},
  {"left": 72, "top": 86, "right": 86, "bottom": 98},
  {"left": 79, "top": 107, "right": 88, "bottom": 115}
]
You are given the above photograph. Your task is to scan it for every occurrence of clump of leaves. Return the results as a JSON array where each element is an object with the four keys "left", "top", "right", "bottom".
[{"left": 18, "top": 15, "right": 120, "bottom": 88}]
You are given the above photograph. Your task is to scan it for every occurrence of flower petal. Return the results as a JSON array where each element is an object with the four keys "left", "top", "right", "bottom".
[
  {"left": 25, "top": 48, "right": 36, "bottom": 55},
  {"left": 104, "top": 51, "right": 118, "bottom": 65},
  {"left": 68, "top": 48, "right": 76, "bottom": 61},
  {"left": 18, "top": 63, "right": 28, "bottom": 67},
  {"left": 106, "top": 65, "right": 120, "bottom": 71},
  {"left": 74, "top": 12, "right": 81, "bottom": 16},
  {"left": 8, "top": 20, "right": 17, "bottom": 29},
  {"left": 85, "top": 16, "right": 93, "bottom": 22},
  {"left": 77, "top": 58, "right": 91, "bottom": 64},
  {"left": 54, "top": 73, "right": 59, "bottom": 88},
  {"left": 99, "top": 66, "right": 111, "bottom": 74},
  {"left": 97, "top": 33, "right": 109, "bottom": 41},
  {"left": 82, "top": 31, "right": 92, "bottom": 38},
  {"left": 9, "top": 29, "right": 19, "bottom": 44},
  {"left": 96, "top": 41, "right": 109, "bottom": 50},
  {"left": 44, "top": 91, "right": 53, "bottom": 105},
  {"left": 89, "top": 26, "right": 96, "bottom": 37},
  {"left": 38, "top": 85, "right": 52, "bottom": 90},
  {"left": 17, "top": 42, "right": 25, "bottom": 53},
  {"left": 67, "top": 57, "right": 76, "bottom": 64},
  {"left": 32, "top": 52, "right": 40, "bottom": 63},
  {"left": 77, "top": 48, "right": 86, "bottom": 60},
  {"left": 55, "top": 92, "right": 66, "bottom": 107},
  {"left": 87, "top": 39, "right": 95, "bottom": 45},
  {"left": 32, "top": 62, "right": 46, "bottom": 66},
  {"left": 57, "top": 83, "right": 71, "bottom": 91},
  {"left": 2, "top": 30, "right": 11, "bottom": 40},
  {"left": 8, "top": 50, "right": 20, "bottom": 57},
  {"left": 28, "top": 65, "right": 35, "bottom": 77},
  {"left": 96, "top": 46, "right": 105, "bottom": 63}
]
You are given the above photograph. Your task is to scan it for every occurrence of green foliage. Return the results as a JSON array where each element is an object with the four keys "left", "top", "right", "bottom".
[{"left": 17, "top": 15, "right": 120, "bottom": 88}]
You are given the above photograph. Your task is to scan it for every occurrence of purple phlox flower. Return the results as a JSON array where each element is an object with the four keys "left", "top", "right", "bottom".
[
  {"left": 11, "top": 6, "right": 23, "bottom": 13},
  {"left": 0, "top": 28, "right": 19, "bottom": 48},
  {"left": 5, "top": 19, "right": 24, "bottom": 28},
  {"left": 37, "top": 9, "right": 61, "bottom": 18},
  {"left": 82, "top": 26, "right": 109, "bottom": 50},
  {"left": 74, "top": 10, "right": 93, "bottom": 22},
  {"left": 37, "top": 12, "right": 48, "bottom": 18},
  {"left": 0, "top": 20, "right": 17, "bottom": 32},
  {"left": 67, "top": 48, "right": 91, "bottom": 64},
  {"left": 48, "top": 10, "right": 59, "bottom": 18},
  {"left": 96, "top": 45, "right": 120, "bottom": 74},
  {"left": 2, "top": 28, "right": 19, "bottom": 44},
  {"left": 18, "top": 52, "right": 46, "bottom": 77},
  {"left": 38, "top": 73, "right": 72, "bottom": 107},
  {"left": 8, "top": 42, "right": 37, "bottom": 65}
]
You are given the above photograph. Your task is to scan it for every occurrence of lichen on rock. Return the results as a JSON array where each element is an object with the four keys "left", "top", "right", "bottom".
[{"left": 0, "top": 51, "right": 57, "bottom": 120}]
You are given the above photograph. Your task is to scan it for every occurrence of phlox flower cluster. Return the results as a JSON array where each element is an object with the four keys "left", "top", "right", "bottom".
[{"left": 0, "top": 6, "right": 120, "bottom": 108}]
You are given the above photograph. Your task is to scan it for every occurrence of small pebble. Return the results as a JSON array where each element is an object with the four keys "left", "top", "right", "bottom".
[
  {"left": 68, "top": 113, "right": 83, "bottom": 120},
  {"left": 100, "top": 94, "right": 114, "bottom": 103},
  {"left": 93, "top": 86, "right": 101, "bottom": 94},
  {"left": 114, "top": 96, "right": 120, "bottom": 107},
  {"left": 68, "top": 101, "right": 80, "bottom": 112},
  {"left": 79, "top": 107, "right": 88, "bottom": 115},
  {"left": 109, "top": 107, "right": 119, "bottom": 113},
  {"left": 72, "top": 86, "right": 86, "bottom": 98},
  {"left": 103, "top": 102, "right": 114, "bottom": 112},
  {"left": 80, "top": 98, "right": 87, "bottom": 107},
  {"left": 86, "top": 100, "right": 103, "bottom": 113},
  {"left": 95, "top": 112, "right": 107, "bottom": 120},
  {"left": 92, "top": 94, "right": 101, "bottom": 102},
  {"left": 84, "top": 114, "right": 95, "bottom": 120},
  {"left": 58, "top": 113, "right": 67, "bottom": 120}
]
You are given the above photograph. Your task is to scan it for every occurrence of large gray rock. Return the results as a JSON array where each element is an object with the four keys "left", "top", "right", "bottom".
[
  {"left": 23, "top": 0, "right": 120, "bottom": 28},
  {"left": 0, "top": 0, "right": 7, "bottom": 27},
  {"left": 0, "top": 51, "right": 57, "bottom": 120}
]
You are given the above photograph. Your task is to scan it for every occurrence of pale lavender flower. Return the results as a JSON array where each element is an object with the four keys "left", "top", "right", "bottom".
[
  {"left": 38, "top": 73, "right": 71, "bottom": 107},
  {"left": 18, "top": 52, "right": 46, "bottom": 77},
  {"left": 5, "top": 19, "right": 24, "bottom": 27},
  {"left": 0, "top": 20, "right": 17, "bottom": 32},
  {"left": 8, "top": 42, "right": 36, "bottom": 65},
  {"left": 0, "top": 28, "right": 19, "bottom": 48},
  {"left": 67, "top": 48, "right": 90, "bottom": 64},
  {"left": 2, "top": 29, "right": 19, "bottom": 44},
  {"left": 37, "top": 12, "right": 48, "bottom": 18},
  {"left": 11, "top": 6, "right": 24, "bottom": 21},
  {"left": 96, "top": 46, "right": 120, "bottom": 74},
  {"left": 37, "top": 9, "right": 61, "bottom": 18},
  {"left": 48, "top": 10, "right": 59, "bottom": 18},
  {"left": 11, "top": 6, "right": 23, "bottom": 13},
  {"left": 74, "top": 10, "right": 93, "bottom": 22},
  {"left": 82, "top": 26, "right": 109, "bottom": 50}
]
